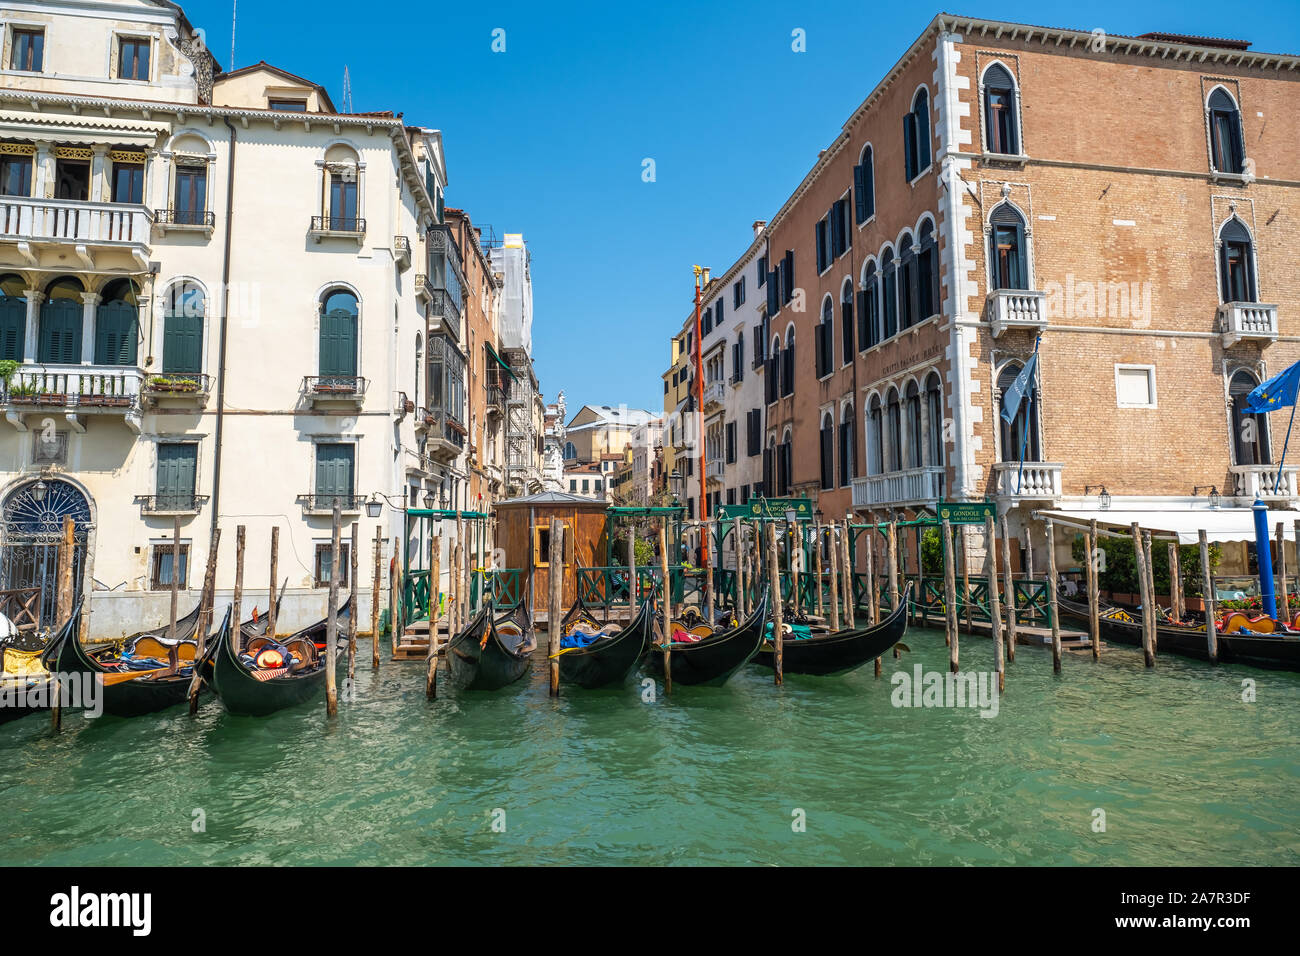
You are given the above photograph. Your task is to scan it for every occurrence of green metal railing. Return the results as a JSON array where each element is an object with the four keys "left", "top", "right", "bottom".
[{"left": 403, "top": 567, "right": 524, "bottom": 622}]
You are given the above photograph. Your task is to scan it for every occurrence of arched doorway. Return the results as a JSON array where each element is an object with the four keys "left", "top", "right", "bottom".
[{"left": 1, "top": 478, "right": 91, "bottom": 627}]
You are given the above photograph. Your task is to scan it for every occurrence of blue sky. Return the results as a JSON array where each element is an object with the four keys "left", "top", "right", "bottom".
[{"left": 183, "top": 0, "right": 1300, "bottom": 416}]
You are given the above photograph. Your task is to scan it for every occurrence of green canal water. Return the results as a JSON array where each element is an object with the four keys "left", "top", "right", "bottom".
[{"left": 2, "top": 628, "right": 1298, "bottom": 866}]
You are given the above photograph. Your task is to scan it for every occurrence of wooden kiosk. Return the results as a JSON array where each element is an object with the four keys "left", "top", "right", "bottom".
[{"left": 493, "top": 492, "right": 609, "bottom": 624}]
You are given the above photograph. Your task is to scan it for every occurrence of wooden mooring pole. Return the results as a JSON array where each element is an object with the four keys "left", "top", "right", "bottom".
[
  {"left": 348, "top": 521, "right": 358, "bottom": 686},
  {"left": 188, "top": 527, "right": 220, "bottom": 714},
  {"left": 626, "top": 524, "right": 637, "bottom": 617},
  {"left": 841, "top": 519, "right": 856, "bottom": 629},
  {"left": 769, "top": 521, "right": 783, "bottom": 686},
  {"left": 549, "top": 519, "right": 564, "bottom": 697},
  {"left": 1276, "top": 521, "right": 1288, "bottom": 618},
  {"left": 371, "top": 526, "right": 382, "bottom": 670},
  {"left": 999, "top": 514, "right": 1016, "bottom": 662},
  {"left": 984, "top": 515, "right": 1004, "bottom": 692},
  {"left": 828, "top": 523, "right": 841, "bottom": 633},
  {"left": 1142, "top": 529, "right": 1157, "bottom": 657},
  {"left": 51, "top": 515, "right": 75, "bottom": 732},
  {"left": 265, "top": 524, "right": 279, "bottom": 642},
  {"left": 325, "top": 508, "right": 340, "bottom": 717},
  {"left": 658, "top": 521, "right": 672, "bottom": 694},
  {"left": 425, "top": 534, "right": 441, "bottom": 699},
  {"left": 232, "top": 524, "right": 245, "bottom": 656},
  {"left": 169, "top": 515, "right": 181, "bottom": 642},
  {"left": 1087, "top": 518, "right": 1101, "bottom": 661},
  {"left": 941, "top": 517, "right": 958, "bottom": 672},
  {"left": 1168, "top": 540, "right": 1183, "bottom": 622},
  {"left": 1131, "top": 522, "right": 1155, "bottom": 667},
  {"left": 814, "top": 523, "right": 825, "bottom": 619},
  {"left": 1199, "top": 529, "right": 1218, "bottom": 664},
  {"left": 1045, "top": 516, "right": 1062, "bottom": 673}
]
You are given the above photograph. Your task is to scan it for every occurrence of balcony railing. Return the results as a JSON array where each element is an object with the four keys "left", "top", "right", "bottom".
[
  {"left": 993, "top": 461, "right": 1064, "bottom": 499},
  {"left": 425, "top": 411, "right": 467, "bottom": 462},
  {"left": 985, "top": 289, "right": 1048, "bottom": 338},
  {"left": 1219, "top": 302, "right": 1279, "bottom": 348},
  {"left": 142, "top": 372, "right": 211, "bottom": 404},
  {"left": 302, "top": 375, "right": 368, "bottom": 404},
  {"left": 2, "top": 365, "right": 142, "bottom": 409},
  {"left": 0, "top": 197, "right": 152, "bottom": 247},
  {"left": 486, "top": 383, "right": 506, "bottom": 415},
  {"left": 154, "top": 208, "right": 215, "bottom": 231},
  {"left": 298, "top": 493, "right": 365, "bottom": 513},
  {"left": 136, "top": 494, "right": 210, "bottom": 514},
  {"left": 308, "top": 215, "right": 366, "bottom": 240},
  {"left": 706, "top": 458, "right": 726, "bottom": 482},
  {"left": 852, "top": 465, "right": 945, "bottom": 509},
  {"left": 1230, "top": 463, "right": 1299, "bottom": 500},
  {"left": 703, "top": 381, "right": 727, "bottom": 411}
]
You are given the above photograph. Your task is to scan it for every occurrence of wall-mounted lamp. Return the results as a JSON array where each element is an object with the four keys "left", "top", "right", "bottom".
[
  {"left": 1084, "top": 485, "right": 1111, "bottom": 510},
  {"left": 1194, "top": 485, "right": 1221, "bottom": 509}
]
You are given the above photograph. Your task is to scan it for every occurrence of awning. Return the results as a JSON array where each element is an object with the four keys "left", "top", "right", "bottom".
[
  {"left": 1037, "top": 507, "right": 1300, "bottom": 545},
  {"left": 485, "top": 343, "right": 516, "bottom": 381}
]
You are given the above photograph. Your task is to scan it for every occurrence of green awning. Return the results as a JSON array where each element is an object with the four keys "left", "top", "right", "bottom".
[{"left": 485, "top": 344, "right": 516, "bottom": 381}]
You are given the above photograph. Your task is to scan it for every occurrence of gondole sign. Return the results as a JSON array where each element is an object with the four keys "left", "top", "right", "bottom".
[
  {"left": 934, "top": 500, "right": 996, "bottom": 525},
  {"left": 717, "top": 497, "right": 815, "bottom": 520}
]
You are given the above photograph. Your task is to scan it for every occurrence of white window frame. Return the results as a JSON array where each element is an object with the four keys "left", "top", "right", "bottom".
[{"left": 1114, "top": 364, "right": 1157, "bottom": 409}]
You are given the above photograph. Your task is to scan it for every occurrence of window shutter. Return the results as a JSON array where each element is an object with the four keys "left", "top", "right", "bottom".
[
  {"left": 864, "top": 155, "right": 875, "bottom": 219},
  {"left": 842, "top": 300, "right": 855, "bottom": 364},
  {"left": 916, "top": 93, "right": 930, "bottom": 169},
  {"left": 903, "top": 114, "right": 915, "bottom": 179},
  {"left": 319, "top": 308, "right": 358, "bottom": 377},
  {"left": 767, "top": 271, "right": 779, "bottom": 315},
  {"left": 0, "top": 297, "right": 25, "bottom": 362},
  {"left": 783, "top": 251, "right": 794, "bottom": 303},
  {"left": 857, "top": 290, "right": 869, "bottom": 349},
  {"left": 853, "top": 164, "right": 867, "bottom": 223},
  {"left": 163, "top": 306, "right": 203, "bottom": 374}
]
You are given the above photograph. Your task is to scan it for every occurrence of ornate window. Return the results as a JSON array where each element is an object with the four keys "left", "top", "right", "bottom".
[
  {"left": 903, "top": 88, "right": 931, "bottom": 181},
  {"left": 1207, "top": 88, "right": 1245, "bottom": 175},
  {"left": 989, "top": 204, "right": 1029, "bottom": 291},
  {"left": 1229, "top": 369, "right": 1270, "bottom": 466},
  {"left": 1219, "top": 218, "right": 1257, "bottom": 303},
  {"left": 983, "top": 63, "right": 1019, "bottom": 154}
]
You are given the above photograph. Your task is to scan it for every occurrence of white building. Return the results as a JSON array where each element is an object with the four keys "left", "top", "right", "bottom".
[{"left": 0, "top": 0, "right": 454, "bottom": 637}]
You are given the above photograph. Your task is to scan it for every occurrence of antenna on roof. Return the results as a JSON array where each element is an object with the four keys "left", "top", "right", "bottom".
[
  {"left": 342, "top": 65, "right": 352, "bottom": 113},
  {"left": 230, "top": 0, "right": 237, "bottom": 70}
]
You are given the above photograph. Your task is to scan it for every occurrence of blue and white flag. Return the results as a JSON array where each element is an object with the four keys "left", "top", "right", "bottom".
[
  {"left": 1000, "top": 352, "right": 1038, "bottom": 424},
  {"left": 1244, "top": 359, "right": 1300, "bottom": 414}
]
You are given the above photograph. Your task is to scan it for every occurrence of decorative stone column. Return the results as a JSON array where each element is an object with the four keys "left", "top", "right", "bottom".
[
  {"left": 33, "top": 141, "right": 54, "bottom": 199},
  {"left": 80, "top": 292, "right": 101, "bottom": 365},
  {"left": 90, "top": 145, "right": 110, "bottom": 203},
  {"left": 22, "top": 289, "right": 44, "bottom": 363}
]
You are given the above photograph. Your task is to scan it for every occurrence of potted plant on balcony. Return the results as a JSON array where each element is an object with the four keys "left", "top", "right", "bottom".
[
  {"left": 0, "top": 360, "right": 17, "bottom": 401},
  {"left": 147, "top": 374, "right": 201, "bottom": 393},
  {"left": 8, "top": 382, "right": 65, "bottom": 405}
]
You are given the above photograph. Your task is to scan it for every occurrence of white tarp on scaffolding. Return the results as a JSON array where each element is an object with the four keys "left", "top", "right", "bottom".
[
  {"left": 489, "top": 235, "right": 532, "bottom": 353},
  {"left": 1039, "top": 507, "right": 1300, "bottom": 545}
]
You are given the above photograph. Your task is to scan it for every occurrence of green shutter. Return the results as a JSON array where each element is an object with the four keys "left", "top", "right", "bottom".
[
  {"left": 315, "top": 443, "right": 355, "bottom": 499},
  {"left": 156, "top": 443, "right": 197, "bottom": 508},
  {"left": 0, "top": 295, "right": 24, "bottom": 361},
  {"left": 38, "top": 298, "right": 82, "bottom": 364},
  {"left": 162, "top": 308, "right": 202, "bottom": 374},
  {"left": 319, "top": 308, "right": 357, "bottom": 377},
  {"left": 94, "top": 300, "right": 138, "bottom": 366}
]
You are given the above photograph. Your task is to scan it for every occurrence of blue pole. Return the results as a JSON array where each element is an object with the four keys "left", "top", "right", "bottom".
[{"left": 1252, "top": 498, "right": 1278, "bottom": 620}]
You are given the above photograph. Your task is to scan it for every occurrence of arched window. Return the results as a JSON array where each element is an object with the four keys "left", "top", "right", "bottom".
[
  {"left": 983, "top": 63, "right": 1018, "bottom": 154},
  {"left": 319, "top": 288, "right": 359, "bottom": 380},
  {"left": 904, "top": 88, "right": 931, "bottom": 180},
  {"left": 1207, "top": 88, "right": 1244, "bottom": 175},
  {"left": 0, "top": 274, "right": 27, "bottom": 362},
  {"left": 860, "top": 262, "right": 880, "bottom": 349},
  {"left": 998, "top": 362, "right": 1041, "bottom": 462},
  {"left": 989, "top": 204, "right": 1028, "bottom": 291},
  {"left": 867, "top": 396, "right": 884, "bottom": 476},
  {"left": 854, "top": 145, "right": 875, "bottom": 224},
  {"left": 161, "top": 281, "right": 205, "bottom": 376},
  {"left": 918, "top": 220, "right": 939, "bottom": 320},
  {"left": 324, "top": 143, "right": 362, "bottom": 230},
  {"left": 782, "top": 327, "right": 795, "bottom": 398},
  {"left": 1230, "top": 370, "right": 1270, "bottom": 465},
  {"left": 925, "top": 372, "right": 944, "bottom": 468},
  {"left": 898, "top": 233, "right": 917, "bottom": 330},
  {"left": 841, "top": 280, "right": 855, "bottom": 365},
  {"left": 886, "top": 388, "right": 902, "bottom": 472},
  {"left": 564, "top": 441, "right": 577, "bottom": 460},
  {"left": 839, "top": 404, "right": 856, "bottom": 487},
  {"left": 95, "top": 278, "right": 140, "bottom": 366},
  {"left": 881, "top": 248, "right": 898, "bottom": 339},
  {"left": 1219, "top": 218, "right": 1257, "bottom": 303},
  {"left": 905, "top": 381, "right": 922, "bottom": 468},
  {"left": 819, "top": 412, "right": 834, "bottom": 490},
  {"left": 816, "top": 297, "right": 833, "bottom": 378},
  {"left": 39, "top": 277, "right": 84, "bottom": 364}
]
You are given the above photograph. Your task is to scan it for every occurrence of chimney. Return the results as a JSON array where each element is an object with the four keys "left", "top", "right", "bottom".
[{"left": 752, "top": 219, "right": 767, "bottom": 239}]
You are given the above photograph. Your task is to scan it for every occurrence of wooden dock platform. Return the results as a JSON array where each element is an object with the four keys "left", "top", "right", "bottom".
[{"left": 938, "top": 615, "right": 1100, "bottom": 651}]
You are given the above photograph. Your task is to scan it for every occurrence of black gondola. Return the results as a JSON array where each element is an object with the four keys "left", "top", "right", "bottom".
[
  {"left": 443, "top": 600, "right": 536, "bottom": 690},
  {"left": 556, "top": 596, "right": 653, "bottom": 689},
  {"left": 45, "top": 605, "right": 206, "bottom": 718},
  {"left": 644, "top": 586, "right": 770, "bottom": 686},
  {"left": 1057, "top": 596, "right": 1300, "bottom": 671},
  {"left": 753, "top": 583, "right": 911, "bottom": 676},
  {"left": 0, "top": 611, "right": 75, "bottom": 726},
  {"left": 205, "top": 602, "right": 348, "bottom": 716}
]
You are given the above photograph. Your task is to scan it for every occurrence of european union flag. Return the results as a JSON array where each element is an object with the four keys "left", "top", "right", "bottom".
[
  {"left": 1244, "top": 359, "right": 1300, "bottom": 414},
  {"left": 1000, "top": 352, "right": 1038, "bottom": 423}
]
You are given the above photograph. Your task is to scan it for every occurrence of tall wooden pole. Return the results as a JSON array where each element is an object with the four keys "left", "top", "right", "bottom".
[
  {"left": 347, "top": 520, "right": 358, "bottom": 686},
  {"left": 1142, "top": 529, "right": 1157, "bottom": 656},
  {"left": 813, "top": 524, "right": 825, "bottom": 618},
  {"left": 232, "top": 524, "right": 245, "bottom": 656},
  {"left": 1199, "top": 529, "right": 1218, "bottom": 664},
  {"left": 887, "top": 518, "right": 899, "bottom": 611},
  {"left": 658, "top": 521, "right": 672, "bottom": 694},
  {"left": 1276, "top": 521, "right": 1288, "bottom": 619},
  {"left": 960, "top": 526, "right": 973, "bottom": 632},
  {"left": 267, "top": 524, "right": 279, "bottom": 640},
  {"left": 371, "top": 526, "right": 382, "bottom": 670},
  {"left": 1130, "top": 522, "right": 1154, "bottom": 667},
  {"left": 841, "top": 519, "right": 856, "bottom": 629},
  {"left": 1087, "top": 519, "right": 1101, "bottom": 661},
  {"left": 828, "top": 523, "right": 841, "bottom": 632},
  {"left": 188, "top": 527, "right": 220, "bottom": 714},
  {"left": 732, "top": 515, "right": 743, "bottom": 614},
  {"left": 626, "top": 524, "right": 637, "bottom": 617},
  {"left": 325, "top": 508, "right": 340, "bottom": 717},
  {"left": 169, "top": 515, "right": 181, "bottom": 642},
  {"left": 425, "top": 534, "right": 441, "bottom": 699},
  {"left": 1168, "top": 541, "right": 1183, "bottom": 622},
  {"left": 999, "top": 514, "right": 1017, "bottom": 661},
  {"left": 866, "top": 523, "right": 878, "bottom": 625},
  {"left": 548, "top": 520, "right": 564, "bottom": 696},
  {"left": 768, "top": 521, "right": 783, "bottom": 685},
  {"left": 705, "top": 519, "right": 716, "bottom": 624},
  {"left": 984, "top": 516, "right": 1005, "bottom": 692},
  {"left": 55, "top": 514, "right": 74, "bottom": 626},
  {"left": 941, "top": 518, "right": 958, "bottom": 672},
  {"left": 460, "top": 514, "right": 471, "bottom": 628},
  {"left": 1045, "top": 516, "right": 1062, "bottom": 673}
]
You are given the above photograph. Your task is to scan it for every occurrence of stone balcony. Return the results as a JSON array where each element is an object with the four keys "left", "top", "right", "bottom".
[
  {"left": 706, "top": 458, "right": 726, "bottom": 484},
  {"left": 1, "top": 364, "right": 143, "bottom": 433},
  {"left": 851, "top": 465, "right": 945, "bottom": 509},
  {"left": 141, "top": 372, "right": 211, "bottom": 410},
  {"left": 993, "top": 461, "right": 1064, "bottom": 500},
  {"left": 301, "top": 375, "right": 367, "bottom": 411},
  {"left": 0, "top": 197, "right": 152, "bottom": 270},
  {"left": 985, "top": 289, "right": 1048, "bottom": 338},
  {"left": 1230, "top": 463, "right": 1299, "bottom": 501},
  {"left": 1219, "top": 302, "right": 1278, "bottom": 348},
  {"left": 703, "top": 381, "right": 727, "bottom": 412}
]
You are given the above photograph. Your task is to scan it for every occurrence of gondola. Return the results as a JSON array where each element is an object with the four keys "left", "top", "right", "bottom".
[
  {"left": 44, "top": 604, "right": 209, "bottom": 718},
  {"left": 0, "top": 611, "right": 73, "bottom": 726},
  {"left": 205, "top": 602, "right": 347, "bottom": 716},
  {"left": 1057, "top": 596, "right": 1300, "bottom": 671},
  {"left": 443, "top": 599, "right": 536, "bottom": 690},
  {"left": 643, "top": 586, "right": 770, "bottom": 686},
  {"left": 555, "top": 595, "right": 654, "bottom": 689},
  {"left": 753, "top": 584, "right": 911, "bottom": 676}
]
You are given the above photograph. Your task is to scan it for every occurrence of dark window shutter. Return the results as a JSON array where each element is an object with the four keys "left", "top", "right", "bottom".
[
  {"left": 863, "top": 153, "right": 875, "bottom": 219},
  {"left": 0, "top": 295, "right": 26, "bottom": 362},
  {"left": 842, "top": 299, "right": 855, "bottom": 364},
  {"left": 767, "top": 271, "right": 780, "bottom": 315},
  {"left": 853, "top": 164, "right": 868, "bottom": 223},
  {"left": 94, "top": 300, "right": 138, "bottom": 366},
  {"left": 319, "top": 308, "right": 358, "bottom": 377},
  {"left": 857, "top": 290, "right": 869, "bottom": 349},
  {"left": 163, "top": 304, "right": 203, "bottom": 374},
  {"left": 915, "top": 94, "right": 930, "bottom": 169},
  {"left": 903, "top": 114, "right": 916, "bottom": 180}
]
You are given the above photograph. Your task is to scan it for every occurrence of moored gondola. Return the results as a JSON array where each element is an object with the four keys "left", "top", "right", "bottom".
[
  {"left": 753, "top": 584, "right": 911, "bottom": 676},
  {"left": 556, "top": 596, "right": 653, "bottom": 689},
  {"left": 443, "top": 599, "right": 536, "bottom": 690},
  {"left": 644, "top": 586, "right": 769, "bottom": 686},
  {"left": 0, "top": 611, "right": 74, "bottom": 726},
  {"left": 206, "top": 603, "right": 345, "bottom": 716}
]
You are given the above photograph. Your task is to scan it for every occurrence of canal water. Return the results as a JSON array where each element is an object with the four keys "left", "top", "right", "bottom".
[{"left": 2, "top": 628, "right": 1297, "bottom": 866}]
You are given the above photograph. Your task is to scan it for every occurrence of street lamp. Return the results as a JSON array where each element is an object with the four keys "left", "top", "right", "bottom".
[
  {"left": 1085, "top": 485, "right": 1111, "bottom": 510},
  {"left": 1194, "top": 485, "right": 1221, "bottom": 509},
  {"left": 31, "top": 479, "right": 47, "bottom": 504},
  {"left": 423, "top": 491, "right": 436, "bottom": 511},
  {"left": 365, "top": 494, "right": 383, "bottom": 518}
]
